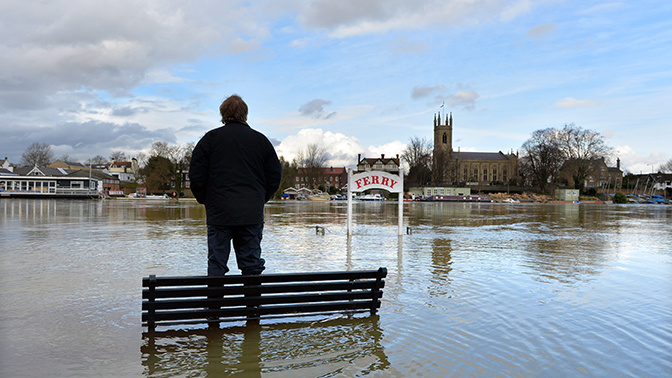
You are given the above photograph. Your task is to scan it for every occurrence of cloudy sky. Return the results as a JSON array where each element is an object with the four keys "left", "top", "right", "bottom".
[{"left": 1, "top": 0, "right": 670, "bottom": 173}]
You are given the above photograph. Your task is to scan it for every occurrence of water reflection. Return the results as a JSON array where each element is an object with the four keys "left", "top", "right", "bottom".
[
  {"left": 2, "top": 199, "right": 671, "bottom": 376},
  {"left": 429, "top": 238, "right": 452, "bottom": 297},
  {"left": 142, "top": 316, "right": 389, "bottom": 376}
]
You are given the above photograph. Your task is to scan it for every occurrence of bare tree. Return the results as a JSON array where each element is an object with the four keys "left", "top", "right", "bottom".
[
  {"left": 149, "top": 141, "right": 172, "bottom": 159},
  {"left": 277, "top": 156, "right": 299, "bottom": 196},
  {"left": 110, "top": 150, "right": 128, "bottom": 161},
  {"left": 170, "top": 142, "right": 195, "bottom": 197},
  {"left": 401, "top": 137, "right": 433, "bottom": 187},
  {"left": 658, "top": 158, "right": 672, "bottom": 173},
  {"left": 401, "top": 137, "right": 432, "bottom": 169},
  {"left": 297, "top": 143, "right": 327, "bottom": 188},
  {"left": 519, "top": 128, "right": 564, "bottom": 193},
  {"left": 556, "top": 123, "right": 612, "bottom": 191},
  {"left": 20, "top": 142, "right": 54, "bottom": 167},
  {"left": 86, "top": 155, "right": 109, "bottom": 166}
]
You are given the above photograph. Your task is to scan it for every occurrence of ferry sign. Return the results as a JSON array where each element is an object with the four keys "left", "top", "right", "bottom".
[
  {"left": 350, "top": 171, "right": 402, "bottom": 193},
  {"left": 347, "top": 169, "right": 404, "bottom": 236}
]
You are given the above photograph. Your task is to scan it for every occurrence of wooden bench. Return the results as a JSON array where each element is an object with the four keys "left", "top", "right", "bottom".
[{"left": 142, "top": 267, "right": 387, "bottom": 329}]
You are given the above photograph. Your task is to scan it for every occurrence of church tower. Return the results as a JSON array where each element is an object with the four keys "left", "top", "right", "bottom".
[{"left": 433, "top": 111, "right": 453, "bottom": 155}]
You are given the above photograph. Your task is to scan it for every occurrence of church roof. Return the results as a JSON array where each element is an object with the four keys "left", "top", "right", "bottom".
[{"left": 452, "top": 151, "right": 513, "bottom": 161}]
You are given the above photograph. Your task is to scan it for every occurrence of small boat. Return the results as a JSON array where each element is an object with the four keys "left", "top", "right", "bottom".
[
  {"left": 359, "top": 193, "right": 385, "bottom": 201},
  {"left": 307, "top": 193, "right": 330, "bottom": 201},
  {"left": 651, "top": 195, "right": 668, "bottom": 204},
  {"left": 129, "top": 193, "right": 170, "bottom": 200},
  {"left": 502, "top": 198, "right": 520, "bottom": 203},
  {"left": 330, "top": 194, "right": 346, "bottom": 201},
  {"left": 430, "top": 195, "right": 492, "bottom": 202}
]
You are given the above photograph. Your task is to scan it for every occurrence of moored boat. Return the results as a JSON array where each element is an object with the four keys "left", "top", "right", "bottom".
[
  {"left": 359, "top": 193, "right": 385, "bottom": 201},
  {"left": 429, "top": 195, "right": 492, "bottom": 202}
]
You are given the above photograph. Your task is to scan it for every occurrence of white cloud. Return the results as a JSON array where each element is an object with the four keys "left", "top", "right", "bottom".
[
  {"left": 391, "top": 37, "right": 429, "bottom": 55},
  {"left": 297, "top": 0, "right": 537, "bottom": 38},
  {"left": 526, "top": 23, "right": 557, "bottom": 39},
  {"left": 614, "top": 145, "right": 670, "bottom": 174},
  {"left": 275, "top": 128, "right": 407, "bottom": 168},
  {"left": 412, "top": 84, "right": 446, "bottom": 99},
  {"left": 447, "top": 88, "right": 480, "bottom": 110},
  {"left": 0, "top": 0, "right": 266, "bottom": 109},
  {"left": 299, "top": 99, "right": 336, "bottom": 119},
  {"left": 143, "top": 70, "right": 188, "bottom": 84},
  {"left": 554, "top": 97, "right": 604, "bottom": 108}
]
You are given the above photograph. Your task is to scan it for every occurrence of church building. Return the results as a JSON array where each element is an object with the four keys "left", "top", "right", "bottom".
[{"left": 433, "top": 112, "right": 519, "bottom": 186}]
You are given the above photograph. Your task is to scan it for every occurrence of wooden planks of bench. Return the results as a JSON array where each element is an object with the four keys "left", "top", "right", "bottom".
[{"left": 142, "top": 267, "right": 387, "bottom": 328}]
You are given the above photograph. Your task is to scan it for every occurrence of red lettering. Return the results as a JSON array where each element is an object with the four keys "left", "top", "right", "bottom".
[
  {"left": 363, "top": 176, "right": 371, "bottom": 186},
  {"left": 355, "top": 179, "right": 363, "bottom": 189},
  {"left": 389, "top": 179, "right": 398, "bottom": 189},
  {"left": 371, "top": 176, "right": 380, "bottom": 185},
  {"left": 381, "top": 177, "right": 390, "bottom": 187}
]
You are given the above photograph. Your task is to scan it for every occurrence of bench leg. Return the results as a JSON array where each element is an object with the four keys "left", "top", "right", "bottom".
[
  {"left": 245, "top": 278, "right": 261, "bottom": 320},
  {"left": 208, "top": 283, "right": 222, "bottom": 323}
]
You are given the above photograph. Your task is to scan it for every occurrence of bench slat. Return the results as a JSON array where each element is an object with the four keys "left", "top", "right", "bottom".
[
  {"left": 143, "top": 290, "right": 383, "bottom": 311},
  {"left": 142, "top": 269, "right": 385, "bottom": 287},
  {"left": 142, "top": 279, "right": 384, "bottom": 299},
  {"left": 143, "top": 300, "right": 382, "bottom": 322}
]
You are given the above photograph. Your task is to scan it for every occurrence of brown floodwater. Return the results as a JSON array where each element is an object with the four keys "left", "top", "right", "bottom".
[{"left": 1, "top": 199, "right": 670, "bottom": 376}]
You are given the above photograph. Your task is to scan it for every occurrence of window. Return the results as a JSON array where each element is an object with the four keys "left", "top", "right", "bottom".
[{"left": 442, "top": 133, "right": 447, "bottom": 144}]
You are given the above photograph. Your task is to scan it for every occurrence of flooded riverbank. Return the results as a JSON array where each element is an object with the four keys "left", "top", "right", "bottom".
[{"left": 1, "top": 199, "right": 670, "bottom": 376}]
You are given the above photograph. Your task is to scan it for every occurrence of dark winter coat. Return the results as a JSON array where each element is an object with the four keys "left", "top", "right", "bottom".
[{"left": 189, "top": 121, "right": 282, "bottom": 226}]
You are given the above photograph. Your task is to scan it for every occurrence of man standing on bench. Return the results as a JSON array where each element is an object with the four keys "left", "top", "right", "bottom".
[{"left": 190, "top": 94, "right": 282, "bottom": 277}]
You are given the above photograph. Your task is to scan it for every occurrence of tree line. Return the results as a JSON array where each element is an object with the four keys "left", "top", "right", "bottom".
[
  {"left": 400, "top": 123, "right": 672, "bottom": 194},
  {"left": 14, "top": 124, "right": 672, "bottom": 196},
  {"left": 14, "top": 140, "right": 330, "bottom": 197}
]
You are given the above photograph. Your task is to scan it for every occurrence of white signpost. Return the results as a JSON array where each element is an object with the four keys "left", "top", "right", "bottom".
[{"left": 347, "top": 169, "right": 404, "bottom": 236}]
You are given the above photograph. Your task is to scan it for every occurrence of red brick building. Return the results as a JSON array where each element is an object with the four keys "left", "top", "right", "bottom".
[{"left": 294, "top": 167, "right": 348, "bottom": 190}]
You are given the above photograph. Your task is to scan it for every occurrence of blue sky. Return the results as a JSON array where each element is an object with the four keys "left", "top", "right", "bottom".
[{"left": 1, "top": 0, "right": 670, "bottom": 174}]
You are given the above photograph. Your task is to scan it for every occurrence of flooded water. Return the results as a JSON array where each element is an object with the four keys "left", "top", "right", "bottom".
[{"left": 1, "top": 199, "right": 671, "bottom": 377}]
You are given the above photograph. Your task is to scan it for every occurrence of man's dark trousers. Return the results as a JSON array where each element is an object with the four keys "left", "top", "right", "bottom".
[{"left": 207, "top": 223, "right": 266, "bottom": 276}]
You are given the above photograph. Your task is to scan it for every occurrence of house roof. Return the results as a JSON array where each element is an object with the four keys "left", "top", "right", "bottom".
[
  {"left": 358, "top": 157, "right": 400, "bottom": 165},
  {"left": 63, "top": 160, "right": 86, "bottom": 167},
  {"left": 50, "top": 159, "right": 86, "bottom": 168},
  {"left": 68, "top": 169, "right": 116, "bottom": 180},
  {"left": 297, "top": 167, "right": 347, "bottom": 175},
  {"left": 14, "top": 166, "right": 74, "bottom": 176},
  {"left": 111, "top": 161, "right": 132, "bottom": 167}
]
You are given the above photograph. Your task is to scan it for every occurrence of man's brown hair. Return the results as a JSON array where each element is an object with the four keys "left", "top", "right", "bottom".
[{"left": 219, "top": 94, "right": 248, "bottom": 123}]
